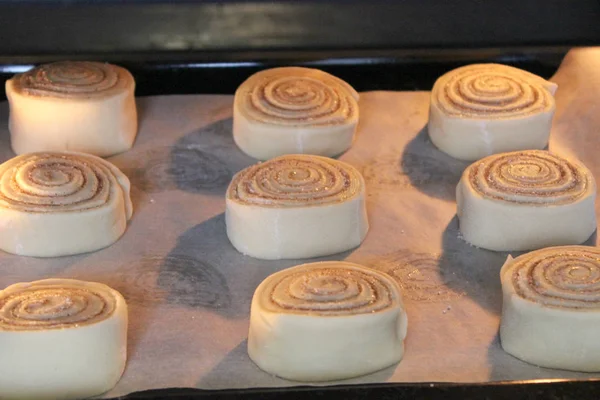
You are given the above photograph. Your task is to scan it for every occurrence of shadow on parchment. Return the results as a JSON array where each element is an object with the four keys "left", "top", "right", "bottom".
[
  {"left": 400, "top": 126, "right": 468, "bottom": 202},
  {"left": 122, "top": 118, "right": 255, "bottom": 197},
  {"left": 196, "top": 339, "right": 397, "bottom": 390},
  {"left": 171, "top": 117, "right": 256, "bottom": 189},
  {"left": 583, "top": 230, "right": 599, "bottom": 247},
  {"left": 153, "top": 213, "right": 238, "bottom": 318},
  {"left": 439, "top": 216, "right": 507, "bottom": 316}
]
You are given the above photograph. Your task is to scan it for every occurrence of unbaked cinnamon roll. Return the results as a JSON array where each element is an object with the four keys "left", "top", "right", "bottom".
[
  {"left": 226, "top": 154, "right": 368, "bottom": 260},
  {"left": 248, "top": 261, "right": 407, "bottom": 381},
  {"left": 0, "top": 279, "right": 128, "bottom": 399},
  {"left": 428, "top": 64, "right": 557, "bottom": 161},
  {"left": 500, "top": 246, "right": 600, "bottom": 371},
  {"left": 6, "top": 61, "right": 137, "bottom": 157},
  {"left": 456, "top": 150, "right": 596, "bottom": 251},
  {"left": 233, "top": 67, "right": 359, "bottom": 160},
  {"left": 0, "top": 151, "right": 133, "bottom": 257}
]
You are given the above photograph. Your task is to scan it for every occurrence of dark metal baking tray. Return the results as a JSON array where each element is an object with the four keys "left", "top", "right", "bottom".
[{"left": 0, "top": 0, "right": 599, "bottom": 61}]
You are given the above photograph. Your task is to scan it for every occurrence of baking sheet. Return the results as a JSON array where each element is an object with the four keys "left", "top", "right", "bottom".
[{"left": 1, "top": 48, "right": 600, "bottom": 397}]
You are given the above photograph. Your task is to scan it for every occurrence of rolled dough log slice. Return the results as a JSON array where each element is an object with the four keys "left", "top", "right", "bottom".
[
  {"left": 428, "top": 63, "right": 557, "bottom": 161},
  {"left": 0, "top": 151, "right": 133, "bottom": 257},
  {"left": 456, "top": 150, "right": 596, "bottom": 251},
  {"left": 226, "top": 154, "right": 369, "bottom": 260},
  {"left": 500, "top": 246, "right": 600, "bottom": 371},
  {"left": 0, "top": 279, "right": 128, "bottom": 399},
  {"left": 248, "top": 261, "right": 408, "bottom": 381},
  {"left": 233, "top": 67, "right": 359, "bottom": 160},
  {"left": 6, "top": 61, "right": 138, "bottom": 157}
]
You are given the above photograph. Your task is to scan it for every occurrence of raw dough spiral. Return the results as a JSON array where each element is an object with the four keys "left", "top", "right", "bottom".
[
  {"left": 428, "top": 64, "right": 557, "bottom": 161},
  {"left": 434, "top": 63, "right": 554, "bottom": 119},
  {"left": 15, "top": 61, "right": 123, "bottom": 99},
  {"left": 467, "top": 150, "right": 590, "bottom": 205},
  {"left": 505, "top": 246, "right": 600, "bottom": 309},
  {"left": 238, "top": 67, "right": 358, "bottom": 126},
  {"left": 456, "top": 150, "right": 596, "bottom": 251},
  {"left": 233, "top": 67, "right": 359, "bottom": 159},
  {"left": 0, "top": 282, "right": 116, "bottom": 330},
  {"left": 6, "top": 61, "right": 138, "bottom": 157},
  {"left": 226, "top": 155, "right": 368, "bottom": 259},
  {"left": 0, "top": 152, "right": 130, "bottom": 213},
  {"left": 500, "top": 246, "right": 600, "bottom": 371},
  {"left": 228, "top": 154, "right": 362, "bottom": 207},
  {"left": 0, "top": 152, "right": 133, "bottom": 257},
  {"left": 248, "top": 261, "right": 407, "bottom": 381},
  {"left": 259, "top": 264, "right": 397, "bottom": 316},
  {"left": 0, "top": 279, "right": 128, "bottom": 399}
]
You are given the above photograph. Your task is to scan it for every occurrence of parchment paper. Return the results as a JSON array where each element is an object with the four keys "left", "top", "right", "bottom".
[{"left": 1, "top": 48, "right": 600, "bottom": 397}]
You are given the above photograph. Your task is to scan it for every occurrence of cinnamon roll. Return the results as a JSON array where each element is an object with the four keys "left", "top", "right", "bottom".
[
  {"left": 428, "top": 64, "right": 557, "bottom": 161},
  {"left": 500, "top": 246, "right": 600, "bottom": 371},
  {"left": 225, "top": 154, "right": 368, "bottom": 260},
  {"left": 0, "top": 279, "right": 128, "bottom": 399},
  {"left": 233, "top": 67, "right": 359, "bottom": 160},
  {"left": 0, "top": 151, "right": 133, "bottom": 257},
  {"left": 456, "top": 150, "right": 596, "bottom": 251},
  {"left": 6, "top": 61, "right": 137, "bottom": 157},
  {"left": 248, "top": 261, "right": 407, "bottom": 381}
]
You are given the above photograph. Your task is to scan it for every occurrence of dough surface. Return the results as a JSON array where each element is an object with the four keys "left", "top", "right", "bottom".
[
  {"left": 428, "top": 63, "right": 557, "bottom": 161},
  {"left": 248, "top": 261, "right": 408, "bottom": 381},
  {"left": 233, "top": 67, "right": 359, "bottom": 160},
  {"left": 6, "top": 61, "right": 138, "bottom": 157},
  {"left": 456, "top": 150, "right": 596, "bottom": 251},
  {"left": 0, "top": 151, "right": 133, "bottom": 257},
  {"left": 0, "top": 279, "right": 128, "bottom": 399},
  {"left": 226, "top": 154, "right": 368, "bottom": 260},
  {"left": 500, "top": 246, "right": 600, "bottom": 372}
]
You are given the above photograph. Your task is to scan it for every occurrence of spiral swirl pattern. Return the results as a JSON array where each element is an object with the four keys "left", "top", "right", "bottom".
[
  {"left": 503, "top": 246, "right": 600, "bottom": 310},
  {"left": 0, "top": 280, "right": 117, "bottom": 331},
  {"left": 433, "top": 64, "right": 554, "bottom": 119},
  {"left": 0, "top": 152, "right": 130, "bottom": 214},
  {"left": 228, "top": 155, "right": 363, "bottom": 207},
  {"left": 466, "top": 150, "right": 592, "bottom": 205},
  {"left": 236, "top": 67, "right": 359, "bottom": 127},
  {"left": 16, "top": 61, "right": 124, "bottom": 99},
  {"left": 258, "top": 262, "right": 401, "bottom": 316}
]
